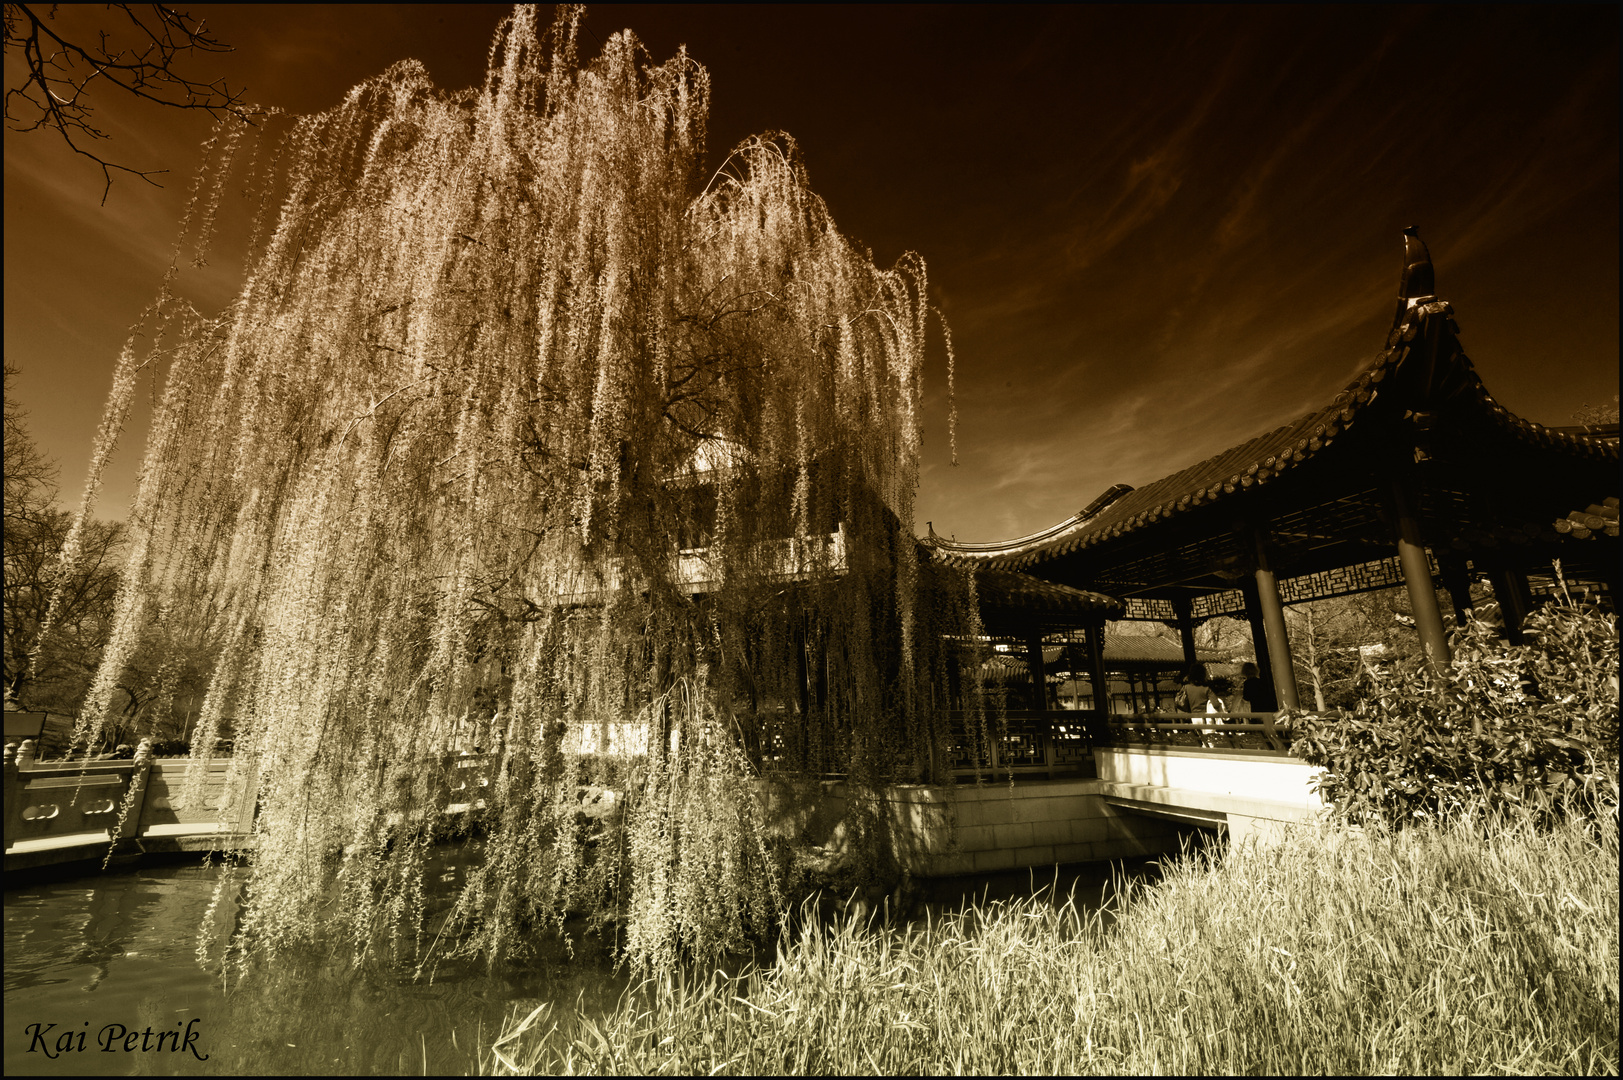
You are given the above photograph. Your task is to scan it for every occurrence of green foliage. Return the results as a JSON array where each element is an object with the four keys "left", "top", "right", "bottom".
[
  {"left": 481, "top": 796, "right": 1620, "bottom": 1074},
  {"left": 1293, "top": 584, "right": 1620, "bottom": 827}
]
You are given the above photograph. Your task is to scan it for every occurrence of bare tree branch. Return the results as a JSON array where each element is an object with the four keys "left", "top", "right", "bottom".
[{"left": 4, "top": 3, "right": 262, "bottom": 203}]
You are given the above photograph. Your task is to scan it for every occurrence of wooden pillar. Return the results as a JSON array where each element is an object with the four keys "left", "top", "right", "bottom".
[
  {"left": 1172, "top": 596, "right": 1198, "bottom": 668},
  {"left": 652, "top": 643, "right": 670, "bottom": 764},
  {"left": 1236, "top": 576, "right": 1277, "bottom": 711},
  {"left": 1436, "top": 552, "right": 1475, "bottom": 628},
  {"left": 1084, "top": 619, "right": 1111, "bottom": 746},
  {"left": 1025, "top": 632, "right": 1048, "bottom": 713},
  {"left": 1026, "top": 632, "right": 1057, "bottom": 772},
  {"left": 1389, "top": 480, "right": 1451, "bottom": 666},
  {"left": 1488, "top": 562, "right": 1533, "bottom": 645},
  {"left": 1249, "top": 527, "right": 1300, "bottom": 711},
  {"left": 794, "top": 620, "right": 811, "bottom": 719}
]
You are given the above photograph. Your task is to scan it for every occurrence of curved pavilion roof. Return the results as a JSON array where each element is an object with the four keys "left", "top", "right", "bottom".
[
  {"left": 928, "top": 303, "right": 1617, "bottom": 574},
  {"left": 971, "top": 568, "right": 1123, "bottom": 636},
  {"left": 925, "top": 239, "right": 1619, "bottom": 617}
]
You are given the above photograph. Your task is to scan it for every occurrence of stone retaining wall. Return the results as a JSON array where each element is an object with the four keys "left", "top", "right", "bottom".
[{"left": 762, "top": 777, "right": 1198, "bottom": 878}]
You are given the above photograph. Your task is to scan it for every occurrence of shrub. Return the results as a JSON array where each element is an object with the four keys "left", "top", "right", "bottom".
[{"left": 1292, "top": 582, "right": 1619, "bottom": 827}]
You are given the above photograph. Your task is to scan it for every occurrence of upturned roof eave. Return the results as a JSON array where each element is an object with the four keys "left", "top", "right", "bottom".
[{"left": 924, "top": 298, "right": 1618, "bottom": 574}]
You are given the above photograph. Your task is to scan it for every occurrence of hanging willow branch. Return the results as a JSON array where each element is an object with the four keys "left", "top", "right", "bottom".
[{"left": 53, "top": 5, "right": 975, "bottom": 975}]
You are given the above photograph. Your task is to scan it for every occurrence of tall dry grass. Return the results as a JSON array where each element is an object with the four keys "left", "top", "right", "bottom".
[{"left": 481, "top": 796, "right": 1619, "bottom": 1074}]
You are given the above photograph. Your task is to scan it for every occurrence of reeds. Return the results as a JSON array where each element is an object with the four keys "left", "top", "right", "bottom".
[{"left": 481, "top": 795, "right": 1619, "bottom": 1074}]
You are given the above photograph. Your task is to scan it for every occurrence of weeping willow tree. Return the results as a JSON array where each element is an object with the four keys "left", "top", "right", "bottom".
[{"left": 44, "top": 6, "right": 981, "bottom": 973}]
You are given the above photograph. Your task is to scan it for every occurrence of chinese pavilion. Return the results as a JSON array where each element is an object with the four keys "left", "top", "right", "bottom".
[{"left": 928, "top": 229, "right": 1620, "bottom": 714}]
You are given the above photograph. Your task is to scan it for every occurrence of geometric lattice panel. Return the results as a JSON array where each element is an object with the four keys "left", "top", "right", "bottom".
[
  {"left": 1121, "top": 596, "right": 1178, "bottom": 621},
  {"left": 1191, "top": 589, "right": 1245, "bottom": 619},
  {"left": 1118, "top": 554, "right": 1446, "bottom": 622},
  {"left": 1277, "top": 552, "right": 1437, "bottom": 605}
]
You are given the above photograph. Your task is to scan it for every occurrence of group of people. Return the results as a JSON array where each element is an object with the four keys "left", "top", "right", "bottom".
[{"left": 1172, "top": 661, "right": 1271, "bottom": 717}]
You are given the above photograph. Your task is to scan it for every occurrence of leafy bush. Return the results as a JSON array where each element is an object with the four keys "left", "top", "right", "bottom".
[{"left": 1293, "top": 584, "right": 1619, "bottom": 827}]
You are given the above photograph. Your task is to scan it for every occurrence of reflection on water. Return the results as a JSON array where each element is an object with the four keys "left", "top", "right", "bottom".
[{"left": 3, "top": 848, "right": 626, "bottom": 1077}]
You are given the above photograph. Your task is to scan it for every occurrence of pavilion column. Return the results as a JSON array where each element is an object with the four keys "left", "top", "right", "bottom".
[
  {"left": 1236, "top": 576, "right": 1278, "bottom": 711},
  {"left": 794, "top": 620, "right": 815, "bottom": 772},
  {"left": 1026, "top": 631, "right": 1057, "bottom": 773},
  {"left": 945, "top": 644, "right": 963, "bottom": 709},
  {"left": 1248, "top": 526, "right": 1301, "bottom": 711},
  {"left": 794, "top": 620, "right": 812, "bottom": 718},
  {"left": 1171, "top": 596, "right": 1198, "bottom": 668},
  {"left": 1436, "top": 552, "right": 1475, "bottom": 628},
  {"left": 1084, "top": 619, "right": 1112, "bottom": 747},
  {"left": 1388, "top": 479, "right": 1451, "bottom": 666},
  {"left": 1024, "top": 632, "right": 1048, "bottom": 713},
  {"left": 1487, "top": 562, "right": 1533, "bottom": 645}
]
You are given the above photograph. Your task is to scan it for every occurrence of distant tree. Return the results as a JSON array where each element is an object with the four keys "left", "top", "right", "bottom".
[
  {"left": 1281, "top": 586, "right": 1491, "bottom": 711},
  {"left": 3, "top": 3, "right": 259, "bottom": 202},
  {"left": 3, "top": 362, "right": 127, "bottom": 722},
  {"left": 1287, "top": 598, "right": 1378, "bottom": 711},
  {"left": 4, "top": 507, "right": 126, "bottom": 716},
  {"left": 1571, "top": 396, "right": 1619, "bottom": 426},
  {"left": 1194, "top": 615, "right": 1252, "bottom": 656},
  {"left": 3, "top": 361, "right": 56, "bottom": 537},
  {"left": 7, "top": 501, "right": 221, "bottom": 750}
]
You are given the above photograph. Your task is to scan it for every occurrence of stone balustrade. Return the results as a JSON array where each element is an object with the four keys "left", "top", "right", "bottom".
[{"left": 4, "top": 737, "right": 256, "bottom": 872}]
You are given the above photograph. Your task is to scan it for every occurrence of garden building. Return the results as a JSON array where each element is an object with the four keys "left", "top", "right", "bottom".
[{"left": 926, "top": 229, "right": 1620, "bottom": 719}]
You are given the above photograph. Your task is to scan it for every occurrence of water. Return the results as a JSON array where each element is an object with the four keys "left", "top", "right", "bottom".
[
  {"left": 3, "top": 850, "right": 627, "bottom": 1077},
  {"left": 5, "top": 849, "right": 1179, "bottom": 1076},
  {"left": 915, "top": 857, "right": 1169, "bottom": 920}
]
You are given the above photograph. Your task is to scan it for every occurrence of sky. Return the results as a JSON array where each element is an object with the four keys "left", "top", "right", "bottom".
[{"left": 5, "top": 4, "right": 1618, "bottom": 543}]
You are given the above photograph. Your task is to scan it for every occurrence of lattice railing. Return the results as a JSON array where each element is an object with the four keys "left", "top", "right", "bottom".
[
  {"left": 945, "top": 710, "right": 1098, "bottom": 777},
  {"left": 1107, "top": 711, "right": 1292, "bottom": 752}
]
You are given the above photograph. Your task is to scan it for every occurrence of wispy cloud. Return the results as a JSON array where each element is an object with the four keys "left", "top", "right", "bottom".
[
  {"left": 1060, "top": 47, "right": 1244, "bottom": 276},
  {"left": 1447, "top": 52, "right": 1618, "bottom": 268}
]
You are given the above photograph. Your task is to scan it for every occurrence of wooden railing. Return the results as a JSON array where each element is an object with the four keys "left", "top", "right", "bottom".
[
  {"left": 943, "top": 708, "right": 1298, "bottom": 776},
  {"left": 945, "top": 709, "right": 1103, "bottom": 778},
  {"left": 1108, "top": 711, "right": 1292, "bottom": 752}
]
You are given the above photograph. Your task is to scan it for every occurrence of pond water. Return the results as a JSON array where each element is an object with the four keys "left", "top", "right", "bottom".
[
  {"left": 4, "top": 848, "right": 1174, "bottom": 1076},
  {"left": 3, "top": 848, "right": 627, "bottom": 1077}
]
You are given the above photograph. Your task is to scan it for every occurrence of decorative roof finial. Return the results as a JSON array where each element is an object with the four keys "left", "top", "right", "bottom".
[
  {"left": 1393, "top": 226, "right": 1436, "bottom": 332},
  {"left": 1399, "top": 226, "right": 1434, "bottom": 300}
]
